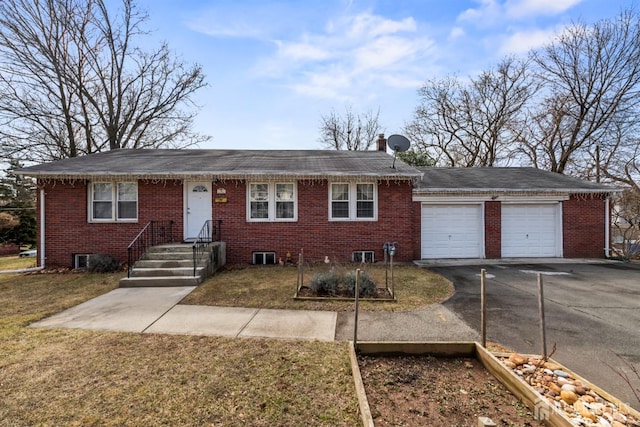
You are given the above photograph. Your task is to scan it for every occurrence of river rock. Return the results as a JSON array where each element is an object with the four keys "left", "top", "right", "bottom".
[
  {"left": 544, "top": 361, "right": 562, "bottom": 371},
  {"left": 581, "top": 394, "right": 596, "bottom": 403},
  {"left": 554, "top": 369, "right": 570, "bottom": 378},
  {"left": 591, "top": 402, "right": 606, "bottom": 416},
  {"left": 557, "top": 377, "right": 570, "bottom": 386},
  {"left": 574, "top": 400, "right": 597, "bottom": 421},
  {"left": 503, "top": 360, "right": 516, "bottom": 369},
  {"left": 612, "top": 422, "right": 626, "bottom": 427},
  {"left": 549, "top": 382, "right": 562, "bottom": 394},
  {"left": 574, "top": 385, "right": 587, "bottom": 395},
  {"left": 561, "top": 383, "right": 576, "bottom": 392},
  {"left": 598, "top": 418, "right": 612, "bottom": 427},
  {"left": 561, "top": 389, "right": 579, "bottom": 405},
  {"left": 509, "top": 353, "right": 527, "bottom": 366},
  {"left": 613, "top": 412, "right": 627, "bottom": 423}
]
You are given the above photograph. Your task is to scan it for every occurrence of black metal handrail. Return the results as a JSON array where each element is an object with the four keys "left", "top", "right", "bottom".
[
  {"left": 127, "top": 220, "right": 174, "bottom": 278},
  {"left": 192, "top": 219, "right": 222, "bottom": 276}
]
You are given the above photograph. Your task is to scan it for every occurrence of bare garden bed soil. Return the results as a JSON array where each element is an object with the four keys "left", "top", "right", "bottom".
[{"left": 358, "top": 354, "right": 545, "bottom": 427}]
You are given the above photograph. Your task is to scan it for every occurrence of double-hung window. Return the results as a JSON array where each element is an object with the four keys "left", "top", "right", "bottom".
[
  {"left": 90, "top": 182, "right": 138, "bottom": 222},
  {"left": 248, "top": 182, "right": 297, "bottom": 221},
  {"left": 330, "top": 182, "right": 377, "bottom": 220}
]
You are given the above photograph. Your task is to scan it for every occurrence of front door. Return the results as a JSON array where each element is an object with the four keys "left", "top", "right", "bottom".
[{"left": 185, "top": 181, "right": 212, "bottom": 241}]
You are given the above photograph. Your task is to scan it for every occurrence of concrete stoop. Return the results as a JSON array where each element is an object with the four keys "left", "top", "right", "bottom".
[{"left": 119, "top": 243, "right": 210, "bottom": 288}]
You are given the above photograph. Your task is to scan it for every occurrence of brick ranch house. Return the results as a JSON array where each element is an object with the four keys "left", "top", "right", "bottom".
[{"left": 18, "top": 146, "right": 616, "bottom": 269}]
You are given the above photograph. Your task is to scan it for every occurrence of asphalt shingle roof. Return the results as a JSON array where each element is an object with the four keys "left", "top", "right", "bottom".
[
  {"left": 19, "top": 150, "right": 615, "bottom": 194},
  {"left": 415, "top": 167, "right": 615, "bottom": 193},
  {"left": 17, "top": 149, "right": 422, "bottom": 180}
]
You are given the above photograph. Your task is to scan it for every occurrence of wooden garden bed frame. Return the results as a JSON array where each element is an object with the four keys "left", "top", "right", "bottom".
[{"left": 348, "top": 341, "right": 640, "bottom": 427}]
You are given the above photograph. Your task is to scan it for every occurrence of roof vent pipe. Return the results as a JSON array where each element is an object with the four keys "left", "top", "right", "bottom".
[{"left": 377, "top": 134, "right": 387, "bottom": 152}]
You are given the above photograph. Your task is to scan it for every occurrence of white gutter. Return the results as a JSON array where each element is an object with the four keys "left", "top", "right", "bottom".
[
  {"left": 605, "top": 197, "right": 611, "bottom": 257},
  {"left": 39, "top": 188, "right": 45, "bottom": 268}
]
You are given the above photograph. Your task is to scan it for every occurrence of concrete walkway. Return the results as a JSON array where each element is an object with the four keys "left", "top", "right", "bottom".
[{"left": 29, "top": 286, "right": 479, "bottom": 342}]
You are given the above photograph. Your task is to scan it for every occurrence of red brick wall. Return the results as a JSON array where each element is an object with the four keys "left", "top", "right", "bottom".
[
  {"left": 411, "top": 201, "right": 422, "bottom": 260},
  {"left": 39, "top": 180, "right": 183, "bottom": 268},
  {"left": 562, "top": 194, "right": 606, "bottom": 258},
  {"left": 37, "top": 178, "right": 608, "bottom": 267},
  {"left": 485, "top": 201, "right": 501, "bottom": 258},
  {"left": 213, "top": 180, "right": 415, "bottom": 264},
  {"left": 38, "top": 178, "right": 415, "bottom": 267}
]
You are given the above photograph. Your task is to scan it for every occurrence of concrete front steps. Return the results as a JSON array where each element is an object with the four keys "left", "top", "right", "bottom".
[{"left": 119, "top": 243, "right": 209, "bottom": 288}]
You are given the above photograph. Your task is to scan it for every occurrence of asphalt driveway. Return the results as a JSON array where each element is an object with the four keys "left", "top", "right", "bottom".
[{"left": 431, "top": 261, "right": 640, "bottom": 410}]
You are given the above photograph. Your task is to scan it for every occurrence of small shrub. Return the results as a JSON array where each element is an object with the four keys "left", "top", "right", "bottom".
[
  {"left": 88, "top": 254, "right": 122, "bottom": 273},
  {"left": 309, "top": 270, "right": 339, "bottom": 295},
  {"left": 343, "top": 270, "right": 377, "bottom": 297}
]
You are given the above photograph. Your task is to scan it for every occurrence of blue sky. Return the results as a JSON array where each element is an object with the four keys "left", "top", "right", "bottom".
[{"left": 135, "top": 0, "right": 633, "bottom": 150}]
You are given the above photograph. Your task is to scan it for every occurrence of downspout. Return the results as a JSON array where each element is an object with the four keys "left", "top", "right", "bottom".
[
  {"left": 604, "top": 197, "right": 611, "bottom": 258},
  {"left": 39, "top": 188, "right": 46, "bottom": 268}
]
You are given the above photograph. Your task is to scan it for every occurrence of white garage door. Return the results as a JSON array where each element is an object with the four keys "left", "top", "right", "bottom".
[
  {"left": 501, "top": 204, "right": 561, "bottom": 257},
  {"left": 421, "top": 204, "right": 483, "bottom": 259}
]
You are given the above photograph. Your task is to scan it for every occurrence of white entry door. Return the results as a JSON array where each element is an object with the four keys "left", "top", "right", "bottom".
[
  {"left": 185, "top": 181, "right": 212, "bottom": 241},
  {"left": 421, "top": 204, "right": 484, "bottom": 259}
]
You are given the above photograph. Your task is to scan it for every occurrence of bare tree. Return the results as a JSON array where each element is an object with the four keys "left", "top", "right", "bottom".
[
  {"left": 406, "top": 57, "right": 534, "bottom": 167},
  {"left": 320, "top": 105, "right": 383, "bottom": 150},
  {"left": 519, "top": 9, "right": 640, "bottom": 175},
  {"left": 610, "top": 189, "right": 640, "bottom": 259},
  {"left": 0, "top": 0, "right": 208, "bottom": 163}
]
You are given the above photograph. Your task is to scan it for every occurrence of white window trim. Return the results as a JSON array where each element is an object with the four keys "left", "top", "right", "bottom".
[
  {"left": 329, "top": 182, "right": 378, "bottom": 221},
  {"left": 88, "top": 181, "right": 138, "bottom": 223},
  {"left": 246, "top": 182, "right": 298, "bottom": 222}
]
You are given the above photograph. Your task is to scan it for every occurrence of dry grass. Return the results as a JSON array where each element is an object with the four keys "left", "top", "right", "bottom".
[
  {"left": 0, "top": 272, "right": 360, "bottom": 426},
  {"left": 0, "top": 255, "right": 37, "bottom": 271},
  {"left": 184, "top": 263, "right": 454, "bottom": 312}
]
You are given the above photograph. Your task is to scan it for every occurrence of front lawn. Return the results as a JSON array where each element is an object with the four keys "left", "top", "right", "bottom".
[
  {"left": 183, "top": 263, "right": 454, "bottom": 311},
  {"left": 0, "top": 272, "right": 360, "bottom": 426},
  {"left": 0, "top": 255, "right": 37, "bottom": 271}
]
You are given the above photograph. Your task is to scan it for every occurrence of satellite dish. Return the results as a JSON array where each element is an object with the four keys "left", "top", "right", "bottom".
[
  {"left": 388, "top": 134, "right": 410, "bottom": 152},
  {"left": 387, "top": 134, "right": 411, "bottom": 169}
]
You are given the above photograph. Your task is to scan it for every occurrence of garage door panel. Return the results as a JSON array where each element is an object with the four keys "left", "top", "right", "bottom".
[
  {"left": 502, "top": 204, "right": 560, "bottom": 257},
  {"left": 421, "top": 204, "right": 483, "bottom": 259}
]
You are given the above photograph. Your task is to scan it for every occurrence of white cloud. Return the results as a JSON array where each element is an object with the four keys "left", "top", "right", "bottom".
[
  {"left": 499, "top": 27, "right": 559, "bottom": 54},
  {"left": 185, "top": 2, "right": 311, "bottom": 40},
  {"left": 276, "top": 40, "right": 332, "bottom": 61},
  {"left": 338, "top": 14, "right": 417, "bottom": 39},
  {"left": 458, "top": 0, "right": 583, "bottom": 26},
  {"left": 449, "top": 27, "right": 465, "bottom": 40},
  {"left": 189, "top": 19, "right": 267, "bottom": 39},
  {"left": 505, "top": 0, "right": 583, "bottom": 19},
  {"left": 457, "top": 0, "right": 502, "bottom": 26},
  {"left": 354, "top": 36, "right": 421, "bottom": 71},
  {"left": 253, "top": 11, "right": 434, "bottom": 101}
]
